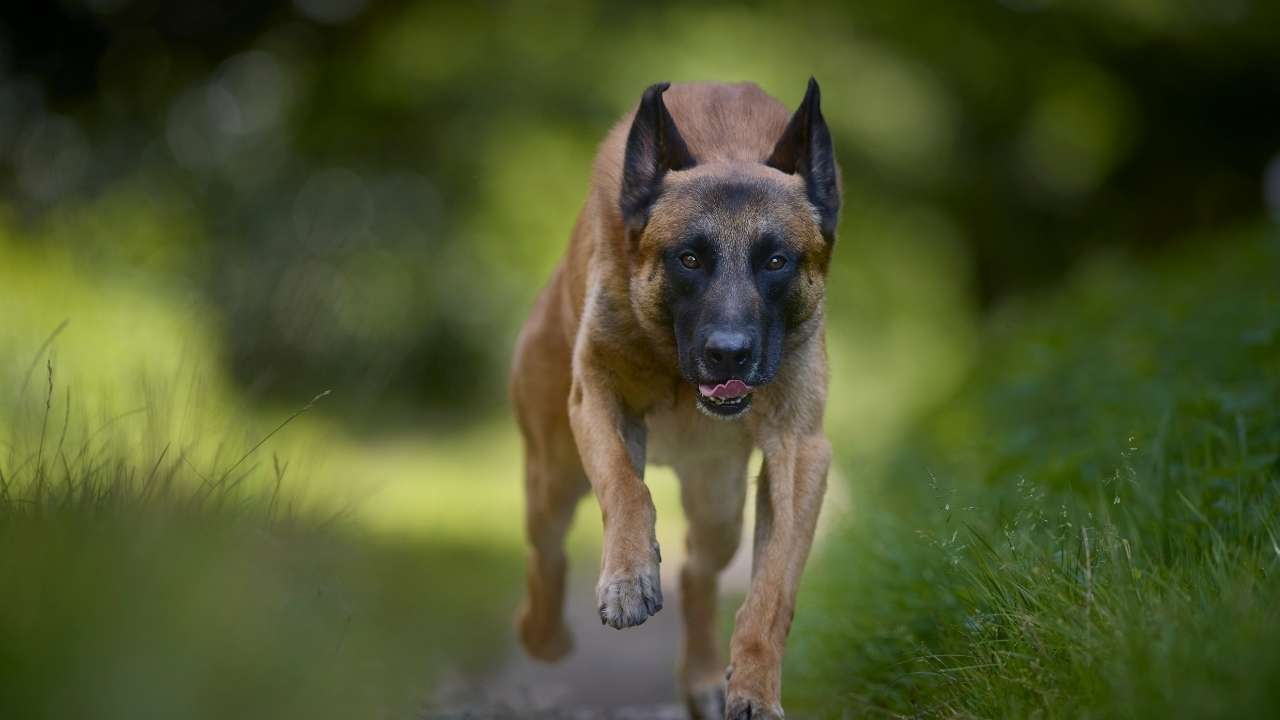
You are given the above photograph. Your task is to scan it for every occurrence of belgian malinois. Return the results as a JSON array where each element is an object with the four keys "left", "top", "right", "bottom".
[{"left": 511, "top": 79, "right": 839, "bottom": 719}]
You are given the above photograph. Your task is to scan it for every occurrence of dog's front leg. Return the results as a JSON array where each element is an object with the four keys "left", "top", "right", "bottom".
[
  {"left": 568, "top": 359, "right": 662, "bottom": 629},
  {"left": 726, "top": 433, "right": 830, "bottom": 719}
]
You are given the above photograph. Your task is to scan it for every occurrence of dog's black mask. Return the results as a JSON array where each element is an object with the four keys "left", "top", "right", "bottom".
[
  {"left": 621, "top": 80, "right": 839, "bottom": 418},
  {"left": 661, "top": 182, "right": 800, "bottom": 417}
]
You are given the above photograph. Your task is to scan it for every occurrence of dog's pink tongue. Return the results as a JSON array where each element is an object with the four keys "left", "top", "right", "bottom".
[{"left": 698, "top": 379, "right": 752, "bottom": 399}]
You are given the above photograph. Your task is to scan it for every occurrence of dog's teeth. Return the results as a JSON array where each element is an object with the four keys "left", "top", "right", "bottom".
[{"left": 703, "top": 393, "right": 751, "bottom": 408}]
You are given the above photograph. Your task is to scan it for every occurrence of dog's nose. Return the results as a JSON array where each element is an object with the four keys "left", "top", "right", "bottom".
[{"left": 703, "top": 329, "right": 754, "bottom": 377}]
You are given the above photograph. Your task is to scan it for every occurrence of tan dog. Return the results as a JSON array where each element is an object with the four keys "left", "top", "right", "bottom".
[{"left": 511, "top": 79, "right": 839, "bottom": 719}]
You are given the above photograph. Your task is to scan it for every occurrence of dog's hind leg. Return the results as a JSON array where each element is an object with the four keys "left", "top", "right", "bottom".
[
  {"left": 674, "top": 447, "right": 751, "bottom": 719},
  {"left": 516, "top": 430, "right": 587, "bottom": 662},
  {"left": 511, "top": 280, "right": 588, "bottom": 662}
]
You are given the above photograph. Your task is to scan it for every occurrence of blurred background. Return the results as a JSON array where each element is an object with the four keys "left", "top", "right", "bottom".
[{"left": 0, "top": 1, "right": 1277, "bottom": 719}]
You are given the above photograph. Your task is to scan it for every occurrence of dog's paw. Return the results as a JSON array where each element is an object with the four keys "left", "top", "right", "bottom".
[
  {"left": 685, "top": 684, "right": 726, "bottom": 720},
  {"left": 725, "top": 694, "right": 784, "bottom": 720},
  {"left": 597, "top": 569, "right": 662, "bottom": 628},
  {"left": 596, "top": 543, "right": 662, "bottom": 629},
  {"left": 516, "top": 607, "right": 574, "bottom": 662}
]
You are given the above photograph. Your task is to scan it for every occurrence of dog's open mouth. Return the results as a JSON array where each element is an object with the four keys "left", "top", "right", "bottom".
[{"left": 696, "top": 379, "right": 753, "bottom": 417}]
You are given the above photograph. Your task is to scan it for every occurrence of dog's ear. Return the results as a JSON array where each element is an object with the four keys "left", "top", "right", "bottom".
[
  {"left": 620, "top": 82, "right": 695, "bottom": 235},
  {"left": 768, "top": 77, "right": 840, "bottom": 240}
]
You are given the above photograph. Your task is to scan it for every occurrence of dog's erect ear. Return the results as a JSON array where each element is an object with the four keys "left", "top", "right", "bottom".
[
  {"left": 767, "top": 77, "right": 840, "bottom": 239},
  {"left": 620, "top": 82, "right": 695, "bottom": 234}
]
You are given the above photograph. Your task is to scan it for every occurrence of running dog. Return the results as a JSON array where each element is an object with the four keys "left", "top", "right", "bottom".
[{"left": 511, "top": 78, "right": 840, "bottom": 719}]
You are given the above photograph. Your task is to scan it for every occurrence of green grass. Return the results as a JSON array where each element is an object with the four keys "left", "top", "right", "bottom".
[
  {"left": 0, "top": 357, "right": 525, "bottom": 720},
  {"left": 788, "top": 227, "right": 1280, "bottom": 718}
]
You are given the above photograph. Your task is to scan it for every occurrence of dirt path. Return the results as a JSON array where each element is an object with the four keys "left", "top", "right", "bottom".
[
  {"left": 425, "top": 467, "right": 845, "bottom": 719},
  {"left": 426, "top": 532, "right": 753, "bottom": 719}
]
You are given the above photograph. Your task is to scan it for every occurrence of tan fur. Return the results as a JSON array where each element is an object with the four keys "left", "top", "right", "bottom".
[{"left": 512, "top": 82, "right": 833, "bottom": 719}]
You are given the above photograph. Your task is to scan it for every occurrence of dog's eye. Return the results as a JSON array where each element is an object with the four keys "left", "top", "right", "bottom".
[
  {"left": 679, "top": 252, "right": 701, "bottom": 270},
  {"left": 765, "top": 255, "right": 787, "bottom": 271}
]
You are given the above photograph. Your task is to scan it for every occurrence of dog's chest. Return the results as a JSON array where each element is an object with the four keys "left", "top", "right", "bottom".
[{"left": 644, "top": 395, "right": 753, "bottom": 469}]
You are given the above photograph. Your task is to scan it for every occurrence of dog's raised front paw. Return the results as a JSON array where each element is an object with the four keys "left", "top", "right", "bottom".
[
  {"left": 596, "top": 543, "right": 662, "bottom": 629},
  {"left": 726, "top": 694, "right": 784, "bottom": 720}
]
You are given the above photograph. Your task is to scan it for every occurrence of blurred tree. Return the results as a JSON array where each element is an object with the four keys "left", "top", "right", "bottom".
[{"left": 1, "top": 0, "right": 1276, "bottom": 420}]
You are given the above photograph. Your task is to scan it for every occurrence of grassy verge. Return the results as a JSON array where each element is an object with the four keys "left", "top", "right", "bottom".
[
  {"left": 0, "top": 359, "right": 524, "bottom": 720},
  {"left": 788, "top": 227, "right": 1280, "bottom": 718}
]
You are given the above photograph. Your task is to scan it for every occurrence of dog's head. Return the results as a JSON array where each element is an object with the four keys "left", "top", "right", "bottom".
[{"left": 622, "top": 80, "right": 840, "bottom": 419}]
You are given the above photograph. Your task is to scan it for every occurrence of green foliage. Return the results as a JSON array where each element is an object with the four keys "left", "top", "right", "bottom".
[
  {"left": 788, "top": 229, "right": 1280, "bottom": 718},
  {"left": 12, "top": 0, "right": 1278, "bottom": 417}
]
